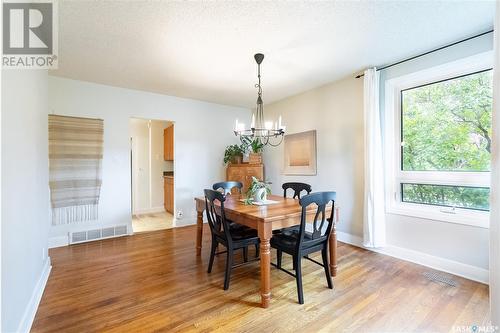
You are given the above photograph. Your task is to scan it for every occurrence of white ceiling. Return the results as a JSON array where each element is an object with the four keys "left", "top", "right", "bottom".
[{"left": 51, "top": 1, "right": 495, "bottom": 108}]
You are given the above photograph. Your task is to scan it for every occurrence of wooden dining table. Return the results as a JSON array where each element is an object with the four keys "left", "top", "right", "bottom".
[{"left": 194, "top": 194, "right": 338, "bottom": 308}]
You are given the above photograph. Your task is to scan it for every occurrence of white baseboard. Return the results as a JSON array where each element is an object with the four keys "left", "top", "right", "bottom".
[
  {"left": 48, "top": 235, "right": 69, "bottom": 248},
  {"left": 174, "top": 217, "right": 197, "bottom": 227},
  {"left": 17, "top": 257, "right": 52, "bottom": 333},
  {"left": 133, "top": 207, "right": 165, "bottom": 215},
  {"left": 173, "top": 212, "right": 207, "bottom": 227},
  {"left": 336, "top": 231, "right": 489, "bottom": 284},
  {"left": 336, "top": 231, "right": 364, "bottom": 247}
]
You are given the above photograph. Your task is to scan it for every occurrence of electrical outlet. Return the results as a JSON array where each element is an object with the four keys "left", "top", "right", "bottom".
[{"left": 177, "top": 210, "right": 183, "bottom": 219}]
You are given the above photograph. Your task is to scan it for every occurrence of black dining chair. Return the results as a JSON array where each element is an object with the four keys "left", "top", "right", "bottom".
[
  {"left": 271, "top": 191, "right": 336, "bottom": 304},
  {"left": 212, "top": 181, "right": 259, "bottom": 257},
  {"left": 283, "top": 182, "right": 312, "bottom": 199},
  {"left": 273, "top": 182, "right": 313, "bottom": 236},
  {"left": 204, "top": 189, "right": 260, "bottom": 290},
  {"left": 213, "top": 181, "right": 243, "bottom": 195}
]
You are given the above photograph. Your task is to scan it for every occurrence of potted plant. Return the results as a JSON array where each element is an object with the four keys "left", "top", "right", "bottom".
[
  {"left": 245, "top": 176, "right": 271, "bottom": 204},
  {"left": 241, "top": 138, "right": 264, "bottom": 164},
  {"left": 223, "top": 144, "right": 245, "bottom": 165}
]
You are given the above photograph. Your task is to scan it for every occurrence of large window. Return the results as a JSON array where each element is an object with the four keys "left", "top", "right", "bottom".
[{"left": 385, "top": 53, "right": 492, "bottom": 227}]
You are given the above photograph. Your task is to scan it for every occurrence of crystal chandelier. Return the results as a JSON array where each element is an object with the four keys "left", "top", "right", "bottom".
[{"left": 234, "top": 53, "right": 285, "bottom": 146}]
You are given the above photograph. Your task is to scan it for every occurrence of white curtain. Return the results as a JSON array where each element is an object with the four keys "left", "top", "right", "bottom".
[
  {"left": 363, "top": 68, "right": 386, "bottom": 248},
  {"left": 490, "top": 2, "right": 500, "bottom": 326}
]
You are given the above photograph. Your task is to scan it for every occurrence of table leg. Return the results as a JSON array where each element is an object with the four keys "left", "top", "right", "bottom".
[
  {"left": 329, "top": 221, "right": 337, "bottom": 277},
  {"left": 196, "top": 210, "right": 203, "bottom": 256},
  {"left": 258, "top": 222, "right": 272, "bottom": 308},
  {"left": 329, "top": 207, "right": 340, "bottom": 276}
]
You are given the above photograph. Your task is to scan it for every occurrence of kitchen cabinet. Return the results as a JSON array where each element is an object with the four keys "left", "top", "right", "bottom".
[
  {"left": 164, "top": 125, "right": 174, "bottom": 161},
  {"left": 164, "top": 176, "right": 174, "bottom": 213}
]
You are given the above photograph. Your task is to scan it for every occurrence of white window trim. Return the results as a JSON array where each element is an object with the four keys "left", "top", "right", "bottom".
[{"left": 384, "top": 51, "right": 493, "bottom": 229}]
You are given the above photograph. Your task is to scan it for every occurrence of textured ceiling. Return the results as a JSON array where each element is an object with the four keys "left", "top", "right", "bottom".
[{"left": 51, "top": 1, "right": 495, "bottom": 107}]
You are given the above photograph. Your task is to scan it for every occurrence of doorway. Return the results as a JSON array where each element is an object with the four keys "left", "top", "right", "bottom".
[{"left": 130, "top": 117, "right": 175, "bottom": 233}]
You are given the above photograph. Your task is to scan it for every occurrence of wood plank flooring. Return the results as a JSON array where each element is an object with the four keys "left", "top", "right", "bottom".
[{"left": 31, "top": 225, "right": 490, "bottom": 332}]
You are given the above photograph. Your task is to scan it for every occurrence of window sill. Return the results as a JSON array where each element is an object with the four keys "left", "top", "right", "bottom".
[{"left": 386, "top": 202, "right": 489, "bottom": 229}]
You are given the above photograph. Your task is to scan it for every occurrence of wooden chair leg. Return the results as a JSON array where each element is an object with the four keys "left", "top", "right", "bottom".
[
  {"left": 292, "top": 256, "right": 296, "bottom": 271},
  {"left": 277, "top": 249, "right": 282, "bottom": 269},
  {"left": 294, "top": 255, "right": 304, "bottom": 304},
  {"left": 322, "top": 247, "right": 333, "bottom": 289},
  {"left": 243, "top": 247, "right": 248, "bottom": 262},
  {"left": 207, "top": 239, "right": 217, "bottom": 273},
  {"left": 224, "top": 249, "right": 233, "bottom": 290}
]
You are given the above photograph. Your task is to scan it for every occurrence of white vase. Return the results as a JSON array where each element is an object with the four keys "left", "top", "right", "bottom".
[{"left": 253, "top": 188, "right": 267, "bottom": 202}]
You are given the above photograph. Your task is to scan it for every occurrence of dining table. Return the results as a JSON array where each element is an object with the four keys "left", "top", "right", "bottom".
[{"left": 194, "top": 193, "right": 338, "bottom": 308}]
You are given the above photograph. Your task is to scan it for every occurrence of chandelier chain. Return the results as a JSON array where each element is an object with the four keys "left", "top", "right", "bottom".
[{"left": 234, "top": 53, "right": 285, "bottom": 146}]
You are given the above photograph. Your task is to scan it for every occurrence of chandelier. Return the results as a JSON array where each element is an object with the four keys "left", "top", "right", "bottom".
[{"left": 234, "top": 53, "right": 285, "bottom": 147}]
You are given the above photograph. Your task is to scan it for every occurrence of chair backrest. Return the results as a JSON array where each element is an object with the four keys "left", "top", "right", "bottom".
[
  {"left": 204, "top": 189, "right": 232, "bottom": 242},
  {"left": 297, "top": 191, "right": 336, "bottom": 248},
  {"left": 282, "top": 182, "right": 312, "bottom": 199},
  {"left": 212, "top": 181, "right": 243, "bottom": 195}
]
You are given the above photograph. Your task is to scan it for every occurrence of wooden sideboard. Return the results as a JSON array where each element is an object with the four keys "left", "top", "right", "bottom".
[{"left": 226, "top": 163, "right": 264, "bottom": 193}]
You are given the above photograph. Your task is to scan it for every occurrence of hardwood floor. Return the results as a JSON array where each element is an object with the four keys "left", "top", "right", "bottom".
[{"left": 32, "top": 225, "right": 490, "bottom": 332}]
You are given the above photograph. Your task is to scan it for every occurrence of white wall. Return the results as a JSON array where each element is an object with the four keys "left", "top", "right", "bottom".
[
  {"left": 263, "top": 63, "right": 489, "bottom": 281},
  {"left": 48, "top": 77, "right": 249, "bottom": 244},
  {"left": 2, "top": 70, "right": 51, "bottom": 333},
  {"left": 491, "top": 3, "right": 500, "bottom": 324},
  {"left": 263, "top": 77, "right": 365, "bottom": 237},
  {"left": 130, "top": 118, "right": 151, "bottom": 213}
]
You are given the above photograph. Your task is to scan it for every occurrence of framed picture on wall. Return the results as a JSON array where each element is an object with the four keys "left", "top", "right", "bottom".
[{"left": 283, "top": 130, "right": 317, "bottom": 175}]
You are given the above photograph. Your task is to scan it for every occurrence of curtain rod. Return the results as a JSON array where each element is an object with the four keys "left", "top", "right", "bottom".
[{"left": 355, "top": 29, "right": 494, "bottom": 79}]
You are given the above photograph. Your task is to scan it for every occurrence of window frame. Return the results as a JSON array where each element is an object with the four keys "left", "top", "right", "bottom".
[{"left": 384, "top": 51, "right": 493, "bottom": 228}]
